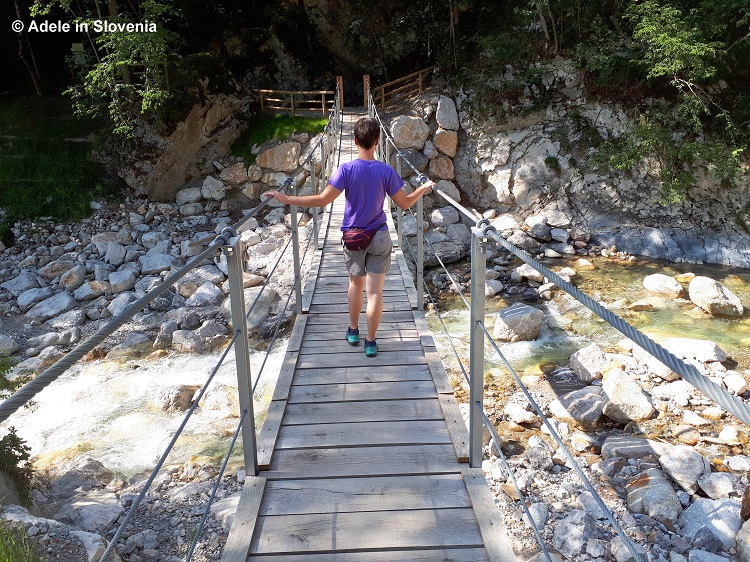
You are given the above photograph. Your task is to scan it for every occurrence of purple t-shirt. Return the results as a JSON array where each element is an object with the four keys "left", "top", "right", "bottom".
[{"left": 329, "top": 159, "right": 404, "bottom": 231}]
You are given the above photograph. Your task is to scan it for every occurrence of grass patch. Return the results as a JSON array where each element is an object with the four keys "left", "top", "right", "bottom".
[
  {"left": 0, "top": 95, "right": 119, "bottom": 227},
  {"left": 231, "top": 113, "right": 328, "bottom": 165},
  {"left": 0, "top": 523, "right": 42, "bottom": 562}
]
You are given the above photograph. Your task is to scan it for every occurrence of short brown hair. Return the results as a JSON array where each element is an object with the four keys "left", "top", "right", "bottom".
[{"left": 353, "top": 117, "right": 380, "bottom": 150}]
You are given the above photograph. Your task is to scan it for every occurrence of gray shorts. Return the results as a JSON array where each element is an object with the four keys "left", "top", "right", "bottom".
[{"left": 343, "top": 229, "right": 392, "bottom": 277}]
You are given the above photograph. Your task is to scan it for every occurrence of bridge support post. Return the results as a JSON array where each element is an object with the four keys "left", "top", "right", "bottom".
[
  {"left": 337, "top": 75, "right": 344, "bottom": 112},
  {"left": 223, "top": 237, "right": 258, "bottom": 476},
  {"left": 469, "top": 227, "right": 488, "bottom": 467},
  {"left": 363, "top": 74, "right": 370, "bottom": 109},
  {"left": 290, "top": 183, "right": 303, "bottom": 315},
  {"left": 310, "top": 158, "right": 320, "bottom": 251},
  {"left": 416, "top": 186, "right": 424, "bottom": 311}
]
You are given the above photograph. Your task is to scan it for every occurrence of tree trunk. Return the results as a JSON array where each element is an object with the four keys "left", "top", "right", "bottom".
[
  {"left": 534, "top": 0, "right": 552, "bottom": 46},
  {"left": 13, "top": 0, "right": 43, "bottom": 95}
]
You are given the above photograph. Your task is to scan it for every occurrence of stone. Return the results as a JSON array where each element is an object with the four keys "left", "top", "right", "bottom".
[
  {"left": 26, "top": 292, "right": 77, "bottom": 322},
  {"left": 175, "top": 186, "right": 202, "bottom": 205},
  {"left": 632, "top": 343, "right": 679, "bottom": 381},
  {"left": 719, "top": 426, "right": 740, "bottom": 443},
  {"left": 673, "top": 424, "right": 701, "bottom": 445},
  {"left": 69, "top": 530, "right": 106, "bottom": 562},
  {"left": 107, "top": 333, "right": 151, "bottom": 359},
  {"left": 428, "top": 154, "right": 455, "bottom": 180},
  {"left": 17, "top": 286, "right": 54, "bottom": 312},
  {"left": 1, "top": 270, "right": 39, "bottom": 296},
  {"left": 74, "top": 280, "right": 109, "bottom": 302},
  {"left": 523, "top": 502, "right": 549, "bottom": 529},
  {"left": 394, "top": 148, "right": 428, "bottom": 178},
  {"left": 139, "top": 253, "right": 175, "bottom": 274},
  {"left": 601, "top": 435, "right": 673, "bottom": 460},
  {"left": 390, "top": 115, "right": 430, "bottom": 150},
  {"left": 549, "top": 386, "right": 607, "bottom": 428},
  {"left": 659, "top": 445, "right": 710, "bottom": 494},
  {"left": 492, "top": 302, "right": 544, "bottom": 342},
  {"left": 436, "top": 95, "right": 459, "bottom": 130},
  {"left": 626, "top": 468, "right": 683, "bottom": 522},
  {"left": 180, "top": 202, "right": 204, "bottom": 216},
  {"left": 550, "top": 228, "right": 569, "bottom": 243},
  {"left": 738, "top": 520, "right": 750, "bottom": 562},
  {"left": 552, "top": 509, "right": 596, "bottom": 559},
  {"left": 153, "top": 384, "right": 200, "bottom": 412},
  {"left": 247, "top": 164, "right": 262, "bottom": 181},
  {"left": 485, "top": 279, "right": 504, "bottom": 297},
  {"left": 54, "top": 490, "right": 124, "bottom": 533},
  {"left": 526, "top": 435, "right": 554, "bottom": 471},
  {"left": 153, "top": 320, "right": 178, "bottom": 350},
  {"left": 435, "top": 180, "right": 460, "bottom": 203},
  {"left": 643, "top": 273, "right": 686, "bottom": 297},
  {"left": 506, "top": 230, "right": 541, "bottom": 252},
  {"left": 220, "top": 163, "right": 248, "bottom": 186},
  {"left": 652, "top": 380, "right": 693, "bottom": 407},
  {"left": 197, "top": 320, "right": 227, "bottom": 340},
  {"left": 433, "top": 128, "right": 458, "bottom": 157},
  {"left": 201, "top": 175, "right": 227, "bottom": 200},
  {"left": 662, "top": 338, "right": 727, "bottom": 364},
  {"left": 602, "top": 368, "right": 656, "bottom": 423},
  {"left": 724, "top": 372, "right": 748, "bottom": 395},
  {"left": 698, "top": 473, "right": 741, "bottom": 499},
  {"left": 678, "top": 498, "right": 743, "bottom": 549},
  {"left": 109, "top": 270, "right": 137, "bottom": 293},
  {"left": 90, "top": 231, "right": 118, "bottom": 254},
  {"left": 491, "top": 214, "right": 520, "bottom": 232},
  {"left": 141, "top": 231, "right": 167, "bottom": 249},
  {"left": 39, "top": 259, "right": 76, "bottom": 280},
  {"left": 725, "top": 456, "right": 750, "bottom": 473},
  {"left": 447, "top": 223, "right": 472, "bottom": 246},
  {"left": 577, "top": 491, "right": 607, "bottom": 520},
  {"left": 48, "top": 309, "right": 86, "bottom": 329},
  {"left": 569, "top": 344, "right": 609, "bottom": 383},
  {"left": 0, "top": 334, "right": 20, "bottom": 356},
  {"left": 505, "top": 403, "right": 539, "bottom": 424},
  {"left": 256, "top": 141, "right": 302, "bottom": 172},
  {"left": 210, "top": 492, "right": 241, "bottom": 531},
  {"left": 107, "top": 293, "right": 136, "bottom": 317},
  {"left": 689, "top": 276, "right": 744, "bottom": 317},
  {"left": 185, "top": 281, "right": 224, "bottom": 307},
  {"left": 611, "top": 537, "right": 647, "bottom": 562},
  {"left": 58, "top": 264, "right": 87, "bottom": 292},
  {"left": 172, "top": 330, "right": 204, "bottom": 353},
  {"left": 104, "top": 242, "right": 126, "bottom": 267},
  {"left": 430, "top": 206, "right": 460, "bottom": 227},
  {"left": 199, "top": 382, "right": 239, "bottom": 413},
  {"left": 27, "top": 327, "right": 80, "bottom": 348}
]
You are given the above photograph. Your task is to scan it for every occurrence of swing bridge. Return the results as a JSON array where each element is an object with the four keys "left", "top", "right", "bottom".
[{"left": 1, "top": 73, "right": 749, "bottom": 562}]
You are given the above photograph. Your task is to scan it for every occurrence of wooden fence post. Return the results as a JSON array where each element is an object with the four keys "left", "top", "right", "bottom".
[
  {"left": 336, "top": 76, "right": 344, "bottom": 111},
  {"left": 363, "top": 74, "right": 370, "bottom": 108}
]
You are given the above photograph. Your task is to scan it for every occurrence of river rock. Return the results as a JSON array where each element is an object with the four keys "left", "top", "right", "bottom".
[
  {"left": 256, "top": 141, "right": 301, "bottom": 172},
  {"left": 139, "top": 253, "right": 175, "bottom": 275},
  {"left": 175, "top": 186, "right": 202, "bottom": 205},
  {"left": 104, "top": 242, "right": 126, "bottom": 267},
  {"left": 109, "top": 270, "right": 137, "bottom": 293},
  {"left": 172, "top": 330, "right": 204, "bottom": 353},
  {"left": 659, "top": 445, "right": 711, "bottom": 494},
  {"left": 652, "top": 380, "right": 693, "bottom": 406},
  {"left": 602, "top": 368, "right": 656, "bottom": 423},
  {"left": 199, "top": 382, "right": 240, "bottom": 414},
  {"left": 507, "top": 230, "right": 541, "bottom": 252},
  {"left": 201, "top": 175, "right": 227, "bottom": 200},
  {"left": 433, "top": 128, "right": 458, "bottom": 157},
  {"left": 17, "top": 286, "right": 54, "bottom": 312},
  {"left": 678, "top": 498, "right": 742, "bottom": 549},
  {"left": 435, "top": 180, "right": 461, "bottom": 203},
  {"left": 626, "top": 468, "right": 683, "bottom": 522},
  {"left": 504, "top": 403, "right": 539, "bottom": 424},
  {"left": 643, "top": 273, "right": 685, "bottom": 297},
  {"left": 185, "top": 281, "right": 224, "bottom": 307},
  {"left": 1, "top": 270, "right": 39, "bottom": 295},
  {"left": 58, "top": 264, "right": 86, "bottom": 292},
  {"left": 447, "top": 223, "right": 472, "bottom": 246},
  {"left": 663, "top": 338, "right": 727, "bottom": 364},
  {"left": 27, "top": 328, "right": 80, "bottom": 349},
  {"left": 54, "top": 490, "right": 124, "bottom": 533},
  {"left": 552, "top": 509, "right": 596, "bottom": 559},
  {"left": 738, "top": 520, "right": 750, "bottom": 562},
  {"left": 107, "top": 293, "right": 136, "bottom": 317},
  {"left": 107, "top": 333, "right": 151, "bottom": 359},
  {"left": 431, "top": 206, "right": 460, "bottom": 227},
  {"left": 436, "top": 95, "right": 459, "bottom": 130},
  {"left": 549, "top": 386, "right": 606, "bottom": 428},
  {"left": 492, "top": 302, "right": 544, "bottom": 342},
  {"left": 569, "top": 344, "right": 608, "bottom": 383},
  {"left": 74, "top": 280, "right": 109, "bottom": 302},
  {"left": 698, "top": 473, "right": 742, "bottom": 499},
  {"left": 601, "top": 435, "right": 673, "bottom": 460},
  {"left": 0, "top": 334, "right": 20, "bottom": 356},
  {"left": 485, "top": 279, "right": 504, "bottom": 297},
  {"left": 48, "top": 309, "right": 86, "bottom": 329},
  {"left": 394, "top": 148, "right": 428, "bottom": 178},
  {"left": 689, "top": 276, "right": 744, "bottom": 317},
  {"left": 631, "top": 343, "right": 679, "bottom": 381},
  {"left": 526, "top": 435, "right": 554, "bottom": 471},
  {"left": 513, "top": 263, "right": 545, "bottom": 283},
  {"left": 390, "top": 115, "right": 430, "bottom": 149},
  {"left": 39, "top": 259, "right": 76, "bottom": 280},
  {"left": 26, "top": 292, "right": 77, "bottom": 322},
  {"left": 153, "top": 384, "right": 200, "bottom": 412},
  {"left": 724, "top": 372, "right": 749, "bottom": 394}
]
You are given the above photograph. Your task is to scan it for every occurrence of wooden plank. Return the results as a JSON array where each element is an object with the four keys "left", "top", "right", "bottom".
[
  {"left": 299, "top": 340, "right": 423, "bottom": 355},
  {"left": 303, "top": 321, "right": 415, "bottom": 334},
  {"left": 276, "top": 420, "right": 451, "bottom": 449},
  {"left": 250, "top": 508, "right": 484, "bottom": 554},
  {"left": 258, "top": 474, "right": 471, "bottom": 516},
  {"left": 301, "top": 251, "right": 321, "bottom": 313},
  {"left": 413, "top": 310, "right": 455, "bottom": 394},
  {"left": 305, "top": 310, "right": 415, "bottom": 324},
  {"left": 268, "top": 444, "right": 463, "bottom": 479},
  {"left": 462, "top": 468, "right": 517, "bottom": 562},
  {"left": 220, "top": 476, "right": 266, "bottom": 562},
  {"left": 257, "top": 400, "right": 285, "bottom": 470},
  {"left": 293, "top": 364, "right": 431, "bottom": 385},
  {"left": 439, "top": 394, "right": 470, "bottom": 463},
  {"left": 289, "top": 380, "right": 437, "bottom": 403},
  {"left": 303, "top": 328, "right": 419, "bottom": 341},
  {"left": 248, "top": 547, "right": 489, "bottom": 561},
  {"left": 310, "top": 293, "right": 409, "bottom": 305},
  {"left": 295, "top": 349, "right": 427, "bottom": 369},
  {"left": 285, "top": 314, "right": 308, "bottom": 353},
  {"left": 308, "top": 301, "right": 410, "bottom": 314},
  {"left": 283, "top": 398, "right": 444, "bottom": 425},
  {"left": 394, "top": 245, "right": 418, "bottom": 309},
  {"left": 270, "top": 350, "right": 299, "bottom": 402}
]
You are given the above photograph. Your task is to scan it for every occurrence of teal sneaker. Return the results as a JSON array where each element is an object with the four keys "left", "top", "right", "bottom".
[
  {"left": 364, "top": 339, "right": 378, "bottom": 357},
  {"left": 345, "top": 327, "right": 359, "bottom": 345}
]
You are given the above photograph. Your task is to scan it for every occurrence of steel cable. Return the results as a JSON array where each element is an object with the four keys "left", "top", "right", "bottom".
[{"left": 101, "top": 330, "right": 241, "bottom": 561}]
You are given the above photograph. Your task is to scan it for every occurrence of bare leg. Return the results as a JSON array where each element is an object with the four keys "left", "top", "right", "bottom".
[
  {"left": 365, "top": 272, "right": 385, "bottom": 341},
  {"left": 348, "top": 275, "right": 365, "bottom": 330}
]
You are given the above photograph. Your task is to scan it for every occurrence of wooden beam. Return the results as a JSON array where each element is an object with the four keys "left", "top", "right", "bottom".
[{"left": 220, "top": 476, "right": 266, "bottom": 562}]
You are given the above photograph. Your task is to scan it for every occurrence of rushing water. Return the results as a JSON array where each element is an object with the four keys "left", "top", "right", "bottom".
[
  {"left": 4, "top": 346, "right": 285, "bottom": 477},
  {"left": 428, "top": 255, "right": 750, "bottom": 382}
]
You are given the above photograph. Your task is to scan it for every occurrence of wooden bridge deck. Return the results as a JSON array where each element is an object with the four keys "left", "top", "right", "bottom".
[{"left": 221, "top": 111, "right": 515, "bottom": 562}]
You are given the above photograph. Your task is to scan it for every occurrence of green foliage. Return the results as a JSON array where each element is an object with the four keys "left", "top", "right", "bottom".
[
  {"left": 0, "top": 96, "right": 119, "bottom": 225},
  {"left": 0, "top": 523, "right": 42, "bottom": 562},
  {"left": 544, "top": 155, "right": 561, "bottom": 174},
  {"left": 230, "top": 114, "right": 328, "bottom": 165},
  {"left": 0, "top": 359, "right": 34, "bottom": 508}
]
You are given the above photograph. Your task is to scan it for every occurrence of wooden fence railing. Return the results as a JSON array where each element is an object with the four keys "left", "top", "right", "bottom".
[
  {"left": 257, "top": 89, "right": 335, "bottom": 116},
  {"left": 370, "top": 66, "right": 436, "bottom": 109}
]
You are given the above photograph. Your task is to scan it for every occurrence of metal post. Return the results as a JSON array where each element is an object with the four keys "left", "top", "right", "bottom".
[
  {"left": 395, "top": 155, "right": 403, "bottom": 249},
  {"left": 223, "top": 238, "right": 258, "bottom": 476},
  {"left": 469, "top": 227, "right": 487, "bottom": 467},
  {"left": 290, "top": 182, "right": 303, "bottom": 314},
  {"left": 416, "top": 189, "right": 424, "bottom": 311},
  {"left": 310, "top": 157, "right": 319, "bottom": 252}
]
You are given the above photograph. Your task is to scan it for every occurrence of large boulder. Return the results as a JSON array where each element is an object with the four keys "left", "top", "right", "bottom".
[
  {"left": 658, "top": 446, "right": 711, "bottom": 494},
  {"left": 678, "top": 498, "right": 743, "bottom": 549},
  {"left": 433, "top": 128, "right": 458, "bottom": 157},
  {"left": 256, "top": 141, "right": 302, "bottom": 172},
  {"left": 492, "top": 302, "right": 544, "bottom": 342},
  {"left": 643, "top": 273, "right": 685, "bottom": 297},
  {"left": 390, "top": 115, "right": 430, "bottom": 150},
  {"left": 602, "top": 369, "right": 656, "bottom": 423},
  {"left": 689, "top": 276, "right": 744, "bottom": 317},
  {"left": 436, "top": 96, "right": 459, "bottom": 131},
  {"left": 626, "top": 468, "right": 683, "bottom": 522},
  {"left": 428, "top": 155, "right": 455, "bottom": 180},
  {"left": 26, "top": 292, "right": 77, "bottom": 322},
  {"left": 17, "top": 287, "right": 54, "bottom": 312},
  {"left": 549, "top": 386, "right": 607, "bottom": 428},
  {"left": 1, "top": 270, "right": 39, "bottom": 296}
]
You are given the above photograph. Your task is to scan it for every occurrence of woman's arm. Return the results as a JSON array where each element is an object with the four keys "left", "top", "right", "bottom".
[
  {"left": 390, "top": 180, "right": 436, "bottom": 210},
  {"left": 263, "top": 183, "right": 341, "bottom": 208}
]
